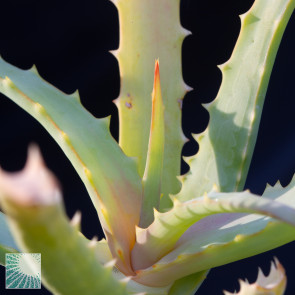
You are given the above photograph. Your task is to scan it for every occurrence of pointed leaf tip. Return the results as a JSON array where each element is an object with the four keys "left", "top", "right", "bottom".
[
  {"left": 152, "top": 59, "right": 162, "bottom": 108},
  {"left": 70, "top": 211, "right": 82, "bottom": 231},
  {"left": 139, "top": 59, "right": 165, "bottom": 228},
  {"left": 0, "top": 145, "right": 61, "bottom": 207}
]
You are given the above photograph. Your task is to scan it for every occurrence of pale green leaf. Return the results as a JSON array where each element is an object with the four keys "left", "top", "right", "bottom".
[
  {"left": 0, "top": 59, "right": 143, "bottom": 274},
  {"left": 133, "top": 176, "right": 295, "bottom": 287},
  {"left": 140, "top": 60, "right": 165, "bottom": 228},
  {"left": 113, "top": 0, "right": 189, "bottom": 209},
  {"left": 132, "top": 183, "right": 295, "bottom": 271},
  {"left": 176, "top": 0, "right": 295, "bottom": 202},
  {"left": 0, "top": 146, "right": 129, "bottom": 295}
]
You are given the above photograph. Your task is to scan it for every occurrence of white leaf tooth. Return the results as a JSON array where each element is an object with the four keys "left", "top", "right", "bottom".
[
  {"left": 153, "top": 207, "right": 161, "bottom": 219},
  {"left": 180, "top": 131, "right": 189, "bottom": 144},
  {"left": 109, "top": 49, "right": 119, "bottom": 58},
  {"left": 172, "top": 197, "right": 182, "bottom": 208},
  {"left": 119, "top": 276, "right": 132, "bottom": 284},
  {"left": 3, "top": 76, "right": 14, "bottom": 87},
  {"left": 183, "top": 81, "right": 193, "bottom": 93},
  {"left": 274, "top": 256, "right": 280, "bottom": 268},
  {"left": 30, "top": 64, "right": 39, "bottom": 75},
  {"left": 26, "top": 144, "right": 46, "bottom": 171},
  {"left": 177, "top": 98, "right": 184, "bottom": 110},
  {"left": 192, "top": 132, "right": 205, "bottom": 143},
  {"left": 218, "top": 61, "right": 231, "bottom": 72},
  {"left": 182, "top": 154, "right": 194, "bottom": 165},
  {"left": 70, "top": 211, "right": 82, "bottom": 230},
  {"left": 104, "top": 259, "right": 117, "bottom": 269},
  {"left": 109, "top": 0, "right": 119, "bottom": 6},
  {"left": 211, "top": 184, "right": 219, "bottom": 193},
  {"left": 180, "top": 27, "right": 192, "bottom": 37},
  {"left": 239, "top": 12, "right": 247, "bottom": 24},
  {"left": 257, "top": 267, "right": 265, "bottom": 281},
  {"left": 274, "top": 180, "right": 282, "bottom": 189},
  {"left": 88, "top": 236, "right": 98, "bottom": 248},
  {"left": 176, "top": 175, "right": 185, "bottom": 184},
  {"left": 202, "top": 101, "right": 214, "bottom": 111},
  {"left": 70, "top": 89, "right": 81, "bottom": 102},
  {"left": 203, "top": 192, "right": 211, "bottom": 203},
  {"left": 113, "top": 97, "right": 119, "bottom": 106}
]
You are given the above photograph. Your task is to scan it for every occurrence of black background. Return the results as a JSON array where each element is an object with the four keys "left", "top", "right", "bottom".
[{"left": 0, "top": 0, "right": 295, "bottom": 294}]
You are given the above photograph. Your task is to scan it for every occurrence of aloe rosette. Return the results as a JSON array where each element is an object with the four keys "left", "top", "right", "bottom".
[{"left": 0, "top": 0, "right": 295, "bottom": 294}]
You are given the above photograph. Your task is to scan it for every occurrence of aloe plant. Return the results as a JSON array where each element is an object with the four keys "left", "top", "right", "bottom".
[{"left": 0, "top": 0, "right": 295, "bottom": 294}]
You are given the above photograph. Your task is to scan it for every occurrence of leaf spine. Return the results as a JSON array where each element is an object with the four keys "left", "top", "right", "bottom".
[
  {"left": 180, "top": 27, "right": 192, "bottom": 38},
  {"left": 88, "top": 236, "right": 98, "bottom": 249},
  {"left": 109, "top": 49, "right": 119, "bottom": 58},
  {"left": 104, "top": 259, "right": 117, "bottom": 269},
  {"left": 180, "top": 131, "right": 189, "bottom": 144},
  {"left": 30, "top": 64, "right": 39, "bottom": 75},
  {"left": 203, "top": 192, "right": 210, "bottom": 203},
  {"left": 69, "top": 89, "right": 81, "bottom": 103},
  {"left": 201, "top": 101, "right": 213, "bottom": 111},
  {"left": 153, "top": 207, "right": 161, "bottom": 219},
  {"left": 211, "top": 184, "right": 219, "bottom": 193},
  {"left": 70, "top": 211, "right": 82, "bottom": 230},
  {"left": 172, "top": 197, "right": 181, "bottom": 208},
  {"left": 119, "top": 276, "right": 132, "bottom": 284}
]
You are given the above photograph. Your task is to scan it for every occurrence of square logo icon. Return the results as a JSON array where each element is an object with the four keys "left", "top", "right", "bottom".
[{"left": 5, "top": 253, "right": 41, "bottom": 289}]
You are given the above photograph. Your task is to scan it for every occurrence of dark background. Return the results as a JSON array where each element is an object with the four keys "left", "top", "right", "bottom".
[{"left": 0, "top": 0, "right": 295, "bottom": 294}]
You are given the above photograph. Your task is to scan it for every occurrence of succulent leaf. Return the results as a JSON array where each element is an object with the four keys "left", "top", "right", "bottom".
[
  {"left": 113, "top": 0, "right": 189, "bottom": 209},
  {"left": 0, "top": 211, "right": 19, "bottom": 265},
  {"left": 176, "top": 0, "right": 295, "bottom": 202},
  {"left": 0, "top": 59, "right": 143, "bottom": 274},
  {"left": 133, "top": 175, "right": 295, "bottom": 286},
  {"left": 0, "top": 145, "right": 129, "bottom": 295},
  {"left": 132, "top": 185, "right": 295, "bottom": 271},
  {"left": 224, "top": 258, "right": 286, "bottom": 295},
  {"left": 139, "top": 60, "right": 165, "bottom": 228}
]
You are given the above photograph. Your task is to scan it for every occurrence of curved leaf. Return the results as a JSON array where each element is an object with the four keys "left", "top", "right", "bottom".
[
  {"left": 133, "top": 176, "right": 295, "bottom": 286},
  {"left": 0, "top": 145, "right": 128, "bottom": 295},
  {"left": 0, "top": 59, "right": 143, "bottom": 274},
  {"left": 132, "top": 185, "right": 295, "bottom": 271},
  {"left": 176, "top": 0, "right": 295, "bottom": 201}
]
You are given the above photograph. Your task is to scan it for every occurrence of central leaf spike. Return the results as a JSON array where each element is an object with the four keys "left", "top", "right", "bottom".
[{"left": 139, "top": 60, "right": 165, "bottom": 228}]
